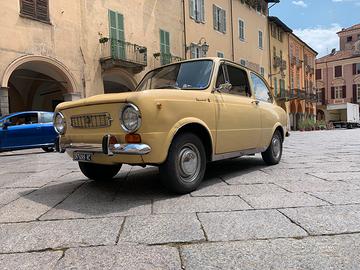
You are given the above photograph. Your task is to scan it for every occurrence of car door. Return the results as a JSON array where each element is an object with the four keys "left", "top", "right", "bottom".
[
  {"left": 214, "top": 63, "right": 261, "bottom": 154},
  {"left": 1, "top": 112, "right": 42, "bottom": 149},
  {"left": 38, "top": 112, "right": 57, "bottom": 145},
  {"left": 250, "top": 72, "right": 277, "bottom": 148}
]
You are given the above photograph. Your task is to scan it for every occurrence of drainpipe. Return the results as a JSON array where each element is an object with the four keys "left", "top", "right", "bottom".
[
  {"left": 182, "top": 0, "right": 187, "bottom": 60},
  {"left": 268, "top": 21, "right": 272, "bottom": 87},
  {"left": 230, "top": 0, "right": 235, "bottom": 61}
]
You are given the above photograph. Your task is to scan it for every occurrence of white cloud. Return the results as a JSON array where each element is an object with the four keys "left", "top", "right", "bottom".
[
  {"left": 292, "top": 1, "right": 308, "bottom": 7},
  {"left": 332, "top": 0, "right": 360, "bottom": 5},
  {"left": 293, "top": 24, "right": 342, "bottom": 57}
]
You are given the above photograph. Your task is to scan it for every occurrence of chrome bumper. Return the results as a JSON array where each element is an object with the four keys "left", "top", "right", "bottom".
[{"left": 57, "top": 136, "right": 151, "bottom": 156}]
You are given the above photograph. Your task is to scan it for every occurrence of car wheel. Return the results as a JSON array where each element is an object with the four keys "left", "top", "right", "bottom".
[
  {"left": 159, "top": 133, "right": 206, "bottom": 194},
  {"left": 78, "top": 162, "right": 122, "bottom": 181},
  {"left": 261, "top": 130, "right": 283, "bottom": 165},
  {"left": 42, "top": 147, "right": 55, "bottom": 152}
]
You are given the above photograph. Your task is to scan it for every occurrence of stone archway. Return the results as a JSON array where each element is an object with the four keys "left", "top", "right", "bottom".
[
  {"left": 102, "top": 68, "right": 137, "bottom": 93},
  {"left": 1, "top": 55, "right": 79, "bottom": 114}
]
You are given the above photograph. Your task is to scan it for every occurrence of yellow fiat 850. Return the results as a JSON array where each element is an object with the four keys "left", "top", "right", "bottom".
[{"left": 54, "top": 58, "right": 288, "bottom": 194}]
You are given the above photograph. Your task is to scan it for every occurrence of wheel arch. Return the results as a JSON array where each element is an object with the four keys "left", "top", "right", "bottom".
[{"left": 273, "top": 123, "right": 285, "bottom": 142}]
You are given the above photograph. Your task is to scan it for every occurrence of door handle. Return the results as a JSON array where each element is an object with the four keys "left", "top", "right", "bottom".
[{"left": 252, "top": 100, "right": 260, "bottom": 105}]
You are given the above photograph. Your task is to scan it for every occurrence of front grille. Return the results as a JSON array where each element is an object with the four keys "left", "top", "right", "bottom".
[{"left": 70, "top": 113, "right": 112, "bottom": 129}]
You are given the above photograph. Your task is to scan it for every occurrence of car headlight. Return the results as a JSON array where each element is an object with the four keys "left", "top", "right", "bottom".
[
  {"left": 54, "top": 112, "right": 66, "bottom": 135},
  {"left": 120, "top": 104, "right": 141, "bottom": 133}
]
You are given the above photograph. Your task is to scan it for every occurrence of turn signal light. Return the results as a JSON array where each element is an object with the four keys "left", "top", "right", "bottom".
[{"left": 125, "top": 133, "right": 141, "bottom": 143}]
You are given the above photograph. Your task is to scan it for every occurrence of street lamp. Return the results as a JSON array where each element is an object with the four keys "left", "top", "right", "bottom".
[{"left": 186, "top": 37, "right": 209, "bottom": 57}]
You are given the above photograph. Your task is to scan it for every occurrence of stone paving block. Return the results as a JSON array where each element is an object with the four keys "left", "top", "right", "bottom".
[
  {"left": 0, "top": 251, "right": 62, "bottom": 270},
  {"left": 0, "top": 217, "right": 123, "bottom": 253},
  {"left": 280, "top": 205, "right": 360, "bottom": 235},
  {"left": 198, "top": 210, "right": 307, "bottom": 241},
  {"left": 0, "top": 181, "right": 84, "bottom": 223},
  {"left": 153, "top": 195, "right": 251, "bottom": 214},
  {"left": 241, "top": 191, "right": 328, "bottom": 209},
  {"left": 309, "top": 172, "right": 360, "bottom": 181},
  {"left": 273, "top": 178, "right": 359, "bottom": 192},
  {"left": 181, "top": 234, "right": 360, "bottom": 270},
  {"left": 0, "top": 188, "right": 35, "bottom": 205},
  {"left": 191, "top": 182, "right": 287, "bottom": 197},
  {"left": 260, "top": 169, "right": 317, "bottom": 181},
  {"left": 55, "top": 243, "right": 181, "bottom": 270},
  {"left": 223, "top": 170, "right": 273, "bottom": 185},
  {"left": 119, "top": 213, "right": 205, "bottom": 244},
  {"left": 310, "top": 189, "right": 360, "bottom": 205}
]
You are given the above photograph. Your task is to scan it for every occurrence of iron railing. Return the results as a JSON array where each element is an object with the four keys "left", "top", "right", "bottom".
[{"left": 154, "top": 52, "right": 182, "bottom": 66}]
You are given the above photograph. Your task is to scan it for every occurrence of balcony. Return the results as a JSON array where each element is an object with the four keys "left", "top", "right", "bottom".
[
  {"left": 275, "top": 89, "right": 289, "bottom": 101},
  {"left": 100, "top": 38, "right": 147, "bottom": 73},
  {"left": 289, "top": 89, "right": 306, "bottom": 100},
  {"left": 305, "top": 65, "right": 315, "bottom": 74},
  {"left": 305, "top": 92, "right": 317, "bottom": 102},
  {"left": 153, "top": 52, "right": 182, "bottom": 67},
  {"left": 327, "top": 98, "right": 353, "bottom": 105}
]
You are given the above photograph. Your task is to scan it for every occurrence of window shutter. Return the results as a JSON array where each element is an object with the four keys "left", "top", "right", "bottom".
[
  {"left": 200, "top": 0, "right": 205, "bottom": 22},
  {"left": 322, "top": 88, "right": 325, "bottom": 103},
  {"left": 213, "top": 5, "right": 217, "bottom": 30},
  {"left": 342, "top": 85, "right": 346, "bottom": 98},
  {"left": 354, "top": 64, "right": 357, "bottom": 75},
  {"left": 189, "top": 0, "right": 195, "bottom": 19},
  {"left": 36, "top": 0, "right": 49, "bottom": 21},
  {"left": 21, "top": 0, "right": 35, "bottom": 17},
  {"left": 331, "top": 87, "right": 335, "bottom": 99},
  {"left": 221, "top": 9, "right": 226, "bottom": 33},
  {"left": 354, "top": 85, "right": 357, "bottom": 103}
]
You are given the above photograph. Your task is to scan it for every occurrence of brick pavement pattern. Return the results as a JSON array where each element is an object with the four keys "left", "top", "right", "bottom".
[{"left": 1, "top": 129, "right": 360, "bottom": 269}]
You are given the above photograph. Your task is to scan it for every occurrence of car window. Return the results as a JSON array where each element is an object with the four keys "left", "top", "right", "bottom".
[
  {"left": 226, "top": 65, "right": 251, "bottom": 97},
  {"left": 41, "top": 112, "right": 53, "bottom": 123},
  {"left": 9, "top": 113, "right": 38, "bottom": 126},
  {"left": 250, "top": 73, "right": 273, "bottom": 103},
  {"left": 216, "top": 64, "right": 226, "bottom": 88}
]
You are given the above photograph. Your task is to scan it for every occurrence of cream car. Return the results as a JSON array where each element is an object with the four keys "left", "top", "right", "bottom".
[{"left": 54, "top": 58, "right": 288, "bottom": 194}]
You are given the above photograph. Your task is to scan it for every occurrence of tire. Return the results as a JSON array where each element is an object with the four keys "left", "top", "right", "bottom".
[
  {"left": 159, "top": 133, "right": 206, "bottom": 194},
  {"left": 78, "top": 162, "right": 122, "bottom": 181},
  {"left": 261, "top": 130, "right": 283, "bottom": 165},
  {"left": 42, "top": 146, "right": 55, "bottom": 152}
]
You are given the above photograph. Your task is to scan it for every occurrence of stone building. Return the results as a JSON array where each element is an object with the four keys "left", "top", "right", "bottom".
[{"left": 0, "top": 0, "right": 277, "bottom": 115}]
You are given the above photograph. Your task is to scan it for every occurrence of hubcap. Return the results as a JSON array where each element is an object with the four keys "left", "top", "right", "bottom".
[
  {"left": 177, "top": 143, "right": 201, "bottom": 183},
  {"left": 272, "top": 137, "right": 281, "bottom": 160}
]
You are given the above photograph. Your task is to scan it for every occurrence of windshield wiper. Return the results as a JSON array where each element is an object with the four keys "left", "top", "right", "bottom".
[{"left": 157, "top": 84, "right": 181, "bottom": 90}]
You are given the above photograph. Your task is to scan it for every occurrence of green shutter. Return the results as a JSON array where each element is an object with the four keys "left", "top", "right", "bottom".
[
  {"left": 108, "top": 10, "right": 125, "bottom": 59},
  {"left": 221, "top": 9, "right": 226, "bottom": 33},
  {"left": 160, "top": 29, "right": 170, "bottom": 65},
  {"left": 213, "top": 5, "right": 217, "bottom": 30},
  {"left": 189, "top": 0, "right": 195, "bottom": 18}
]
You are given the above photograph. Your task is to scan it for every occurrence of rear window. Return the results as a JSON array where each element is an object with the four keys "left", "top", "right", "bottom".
[{"left": 41, "top": 112, "right": 54, "bottom": 123}]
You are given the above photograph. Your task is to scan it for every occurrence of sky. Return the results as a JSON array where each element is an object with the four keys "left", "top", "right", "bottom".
[{"left": 269, "top": 0, "right": 359, "bottom": 57}]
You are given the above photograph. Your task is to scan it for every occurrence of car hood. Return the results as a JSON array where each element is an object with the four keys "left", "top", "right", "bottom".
[{"left": 56, "top": 92, "right": 137, "bottom": 111}]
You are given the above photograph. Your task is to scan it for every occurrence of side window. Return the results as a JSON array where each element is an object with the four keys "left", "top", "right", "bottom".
[
  {"left": 9, "top": 113, "right": 38, "bottom": 126},
  {"left": 216, "top": 64, "right": 226, "bottom": 88},
  {"left": 251, "top": 73, "right": 273, "bottom": 103},
  {"left": 41, "top": 112, "right": 53, "bottom": 123},
  {"left": 226, "top": 65, "right": 251, "bottom": 97}
]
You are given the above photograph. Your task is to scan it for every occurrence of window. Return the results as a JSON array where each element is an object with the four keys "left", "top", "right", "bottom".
[
  {"left": 8, "top": 113, "right": 38, "bottom": 126},
  {"left": 160, "top": 29, "right": 171, "bottom": 65},
  {"left": 334, "top": 65, "right": 342, "bottom": 77},
  {"left": 216, "top": 64, "right": 226, "bottom": 88},
  {"left": 335, "top": 86, "right": 343, "bottom": 99},
  {"left": 273, "top": 47, "right": 276, "bottom": 58},
  {"left": 316, "top": 69, "right": 322, "bottom": 80},
  {"left": 240, "top": 59, "right": 246, "bottom": 66},
  {"left": 109, "top": 10, "right": 125, "bottom": 59},
  {"left": 280, "top": 79, "right": 285, "bottom": 92},
  {"left": 258, "top": 30, "right": 263, "bottom": 49},
  {"left": 251, "top": 73, "right": 272, "bottom": 103},
  {"left": 238, "top": 19, "right": 245, "bottom": 40},
  {"left": 20, "top": 0, "right": 49, "bottom": 22},
  {"left": 347, "top": 36, "right": 353, "bottom": 42},
  {"left": 260, "top": 67, "right": 265, "bottom": 77},
  {"left": 277, "top": 28, "right": 282, "bottom": 42},
  {"left": 41, "top": 112, "right": 53, "bottom": 123},
  {"left": 189, "top": 0, "right": 205, "bottom": 23},
  {"left": 226, "top": 65, "right": 251, "bottom": 97},
  {"left": 290, "top": 74, "right": 294, "bottom": 90},
  {"left": 213, "top": 5, "right": 226, "bottom": 33},
  {"left": 217, "top": 52, "right": 224, "bottom": 58},
  {"left": 353, "top": 63, "right": 360, "bottom": 75},
  {"left": 190, "top": 43, "right": 206, "bottom": 59},
  {"left": 357, "top": 84, "right": 360, "bottom": 102},
  {"left": 296, "top": 70, "right": 300, "bottom": 89},
  {"left": 274, "top": 78, "right": 278, "bottom": 96}
]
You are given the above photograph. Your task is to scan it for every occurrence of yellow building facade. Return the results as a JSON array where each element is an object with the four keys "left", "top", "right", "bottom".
[{"left": 0, "top": 0, "right": 277, "bottom": 116}]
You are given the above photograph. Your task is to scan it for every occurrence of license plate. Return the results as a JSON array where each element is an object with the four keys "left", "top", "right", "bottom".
[{"left": 73, "top": 152, "right": 92, "bottom": 161}]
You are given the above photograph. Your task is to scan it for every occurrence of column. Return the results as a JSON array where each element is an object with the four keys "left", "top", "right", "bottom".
[
  {"left": 63, "top": 92, "right": 82, "bottom": 102},
  {"left": 0, "top": 87, "right": 9, "bottom": 116}
]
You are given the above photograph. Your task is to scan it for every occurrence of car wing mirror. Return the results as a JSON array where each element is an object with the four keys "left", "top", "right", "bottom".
[
  {"left": 213, "top": 82, "right": 232, "bottom": 93},
  {"left": 2, "top": 121, "right": 11, "bottom": 129}
]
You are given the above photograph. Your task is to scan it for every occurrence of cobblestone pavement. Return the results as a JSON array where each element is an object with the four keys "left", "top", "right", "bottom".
[{"left": 1, "top": 129, "right": 360, "bottom": 269}]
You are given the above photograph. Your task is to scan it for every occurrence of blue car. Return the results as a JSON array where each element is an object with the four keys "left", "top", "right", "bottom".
[{"left": 0, "top": 111, "right": 58, "bottom": 152}]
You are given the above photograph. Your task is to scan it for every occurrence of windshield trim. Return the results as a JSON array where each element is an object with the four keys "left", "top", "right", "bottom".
[{"left": 135, "top": 59, "right": 215, "bottom": 91}]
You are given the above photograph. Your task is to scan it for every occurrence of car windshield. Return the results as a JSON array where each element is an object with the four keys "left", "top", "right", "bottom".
[
  {"left": 0, "top": 114, "right": 9, "bottom": 121},
  {"left": 136, "top": 60, "right": 213, "bottom": 91}
]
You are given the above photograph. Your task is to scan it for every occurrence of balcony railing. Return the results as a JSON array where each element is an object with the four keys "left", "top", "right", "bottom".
[
  {"left": 153, "top": 52, "right": 182, "bottom": 67},
  {"left": 305, "top": 65, "right": 314, "bottom": 74},
  {"left": 275, "top": 89, "right": 289, "bottom": 101},
  {"left": 100, "top": 38, "right": 147, "bottom": 72},
  {"left": 273, "top": 56, "right": 287, "bottom": 71},
  {"left": 289, "top": 89, "right": 306, "bottom": 99}
]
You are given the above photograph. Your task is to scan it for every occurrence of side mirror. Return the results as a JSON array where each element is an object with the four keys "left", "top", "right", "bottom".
[
  {"left": 2, "top": 121, "right": 10, "bottom": 130},
  {"left": 213, "top": 82, "right": 232, "bottom": 93}
]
